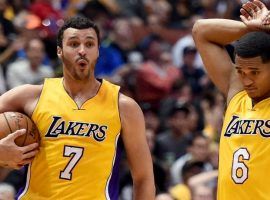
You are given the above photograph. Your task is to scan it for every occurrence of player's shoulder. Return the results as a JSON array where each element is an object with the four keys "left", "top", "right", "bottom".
[
  {"left": 118, "top": 93, "right": 145, "bottom": 134},
  {"left": 119, "top": 93, "right": 140, "bottom": 110},
  {"left": 0, "top": 84, "right": 43, "bottom": 114},
  {"left": 118, "top": 93, "right": 143, "bottom": 120},
  {"left": 10, "top": 84, "right": 43, "bottom": 98}
]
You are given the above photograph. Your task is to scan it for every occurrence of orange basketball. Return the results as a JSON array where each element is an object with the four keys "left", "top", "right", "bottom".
[{"left": 0, "top": 112, "right": 40, "bottom": 146}]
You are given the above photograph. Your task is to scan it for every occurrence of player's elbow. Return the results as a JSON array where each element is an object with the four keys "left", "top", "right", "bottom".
[{"left": 192, "top": 19, "right": 206, "bottom": 42}]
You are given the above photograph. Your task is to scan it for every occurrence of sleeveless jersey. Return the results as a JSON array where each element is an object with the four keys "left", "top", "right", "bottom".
[
  {"left": 18, "top": 78, "right": 122, "bottom": 200},
  {"left": 218, "top": 91, "right": 270, "bottom": 200}
]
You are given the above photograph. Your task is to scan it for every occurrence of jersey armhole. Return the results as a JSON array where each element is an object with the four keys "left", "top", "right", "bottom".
[
  {"left": 30, "top": 80, "right": 47, "bottom": 119},
  {"left": 227, "top": 90, "right": 246, "bottom": 107},
  {"left": 224, "top": 90, "right": 246, "bottom": 116}
]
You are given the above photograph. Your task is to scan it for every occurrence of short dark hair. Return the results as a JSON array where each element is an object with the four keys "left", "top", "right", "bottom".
[
  {"left": 181, "top": 160, "right": 204, "bottom": 183},
  {"left": 183, "top": 46, "right": 197, "bottom": 56},
  {"left": 187, "top": 133, "right": 208, "bottom": 147},
  {"left": 169, "top": 101, "right": 190, "bottom": 117},
  {"left": 234, "top": 32, "right": 270, "bottom": 63},
  {"left": 57, "top": 16, "right": 100, "bottom": 48}
]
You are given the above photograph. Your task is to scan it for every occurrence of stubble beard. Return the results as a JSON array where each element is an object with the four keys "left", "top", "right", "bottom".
[{"left": 62, "top": 55, "right": 96, "bottom": 81}]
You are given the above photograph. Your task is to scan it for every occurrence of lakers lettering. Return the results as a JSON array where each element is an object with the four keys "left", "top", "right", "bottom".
[
  {"left": 45, "top": 116, "right": 108, "bottom": 141},
  {"left": 224, "top": 115, "right": 270, "bottom": 137}
]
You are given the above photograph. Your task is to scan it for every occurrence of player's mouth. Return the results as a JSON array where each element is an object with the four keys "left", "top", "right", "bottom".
[
  {"left": 77, "top": 59, "right": 88, "bottom": 68},
  {"left": 245, "top": 87, "right": 257, "bottom": 93}
]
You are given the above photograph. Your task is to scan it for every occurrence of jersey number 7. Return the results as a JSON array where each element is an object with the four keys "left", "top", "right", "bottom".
[{"left": 59, "top": 145, "right": 84, "bottom": 180}]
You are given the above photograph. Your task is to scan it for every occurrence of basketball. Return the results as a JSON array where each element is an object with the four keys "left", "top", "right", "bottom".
[{"left": 0, "top": 112, "right": 40, "bottom": 146}]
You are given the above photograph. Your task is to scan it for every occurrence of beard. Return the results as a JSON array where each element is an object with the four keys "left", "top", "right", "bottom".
[{"left": 61, "top": 54, "right": 97, "bottom": 81}]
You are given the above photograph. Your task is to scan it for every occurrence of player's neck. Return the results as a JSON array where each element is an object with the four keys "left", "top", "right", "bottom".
[
  {"left": 62, "top": 76, "right": 101, "bottom": 101},
  {"left": 251, "top": 94, "right": 270, "bottom": 107}
]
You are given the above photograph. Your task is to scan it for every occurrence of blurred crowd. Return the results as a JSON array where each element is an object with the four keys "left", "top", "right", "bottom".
[{"left": 1, "top": 0, "right": 269, "bottom": 200}]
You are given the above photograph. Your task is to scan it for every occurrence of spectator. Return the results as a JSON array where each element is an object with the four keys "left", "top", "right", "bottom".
[
  {"left": 170, "top": 134, "right": 213, "bottom": 185},
  {"left": 171, "top": 15, "right": 203, "bottom": 68},
  {"left": 180, "top": 46, "right": 207, "bottom": 94},
  {"left": 141, "top": 103, "right": 161, "bottom": 133},
  {"left": 95, "top": 17, "right": 137, "bottom": 77},
  {"left": 159, "top": 80, "right": 195, "bottom": 131},
  {"left": 0, "top": 24, "right": 24, "bottom": 94},
  {"left": 136, "top": 35, "right": 180, "bottom": 107},
  {"left": 0, "top": 182, "right": 15, "bottom": 200},
  {"left": 154, "top": 102, "right": 192, "bottom": 168},
  {"left": 6, "top": 38, "right": 54, "bottom": 88},
  {"left": 170, "top": 160, "right": 205, "bottom": 200}
]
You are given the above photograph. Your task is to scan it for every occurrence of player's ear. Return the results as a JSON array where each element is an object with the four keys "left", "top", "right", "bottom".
[{"left": 57, "top": 46, "right": 62, "bottom": 58}]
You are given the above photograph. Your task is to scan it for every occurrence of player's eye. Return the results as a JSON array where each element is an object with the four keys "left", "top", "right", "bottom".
[
  {"left": 85, "top": 42, "right": 94, "bottom": 48},
  {"left": 69, "top": 42, "right": 79, "bottom": 48},
  {"left": 237, "top": 70, "right": 244, "bottom": 75},
  {"left": 251, "top": 71, "right": 259, "bottom": 75}
]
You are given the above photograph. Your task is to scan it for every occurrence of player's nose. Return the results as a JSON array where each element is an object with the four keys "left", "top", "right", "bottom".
[
  {"left": 78, "top": 45, "right": 86, "bottom": 56},
  {"left": 242, "top": 76, "right": 253, "bottom": 87}
]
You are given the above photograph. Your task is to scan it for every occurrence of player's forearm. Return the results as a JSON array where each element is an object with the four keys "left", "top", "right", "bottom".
[
  {"left": 192, "top": 19, "right": 250, "bottom": 46},
  {"left": 133, "top": 178, "right": 155, "bottom": 200}
]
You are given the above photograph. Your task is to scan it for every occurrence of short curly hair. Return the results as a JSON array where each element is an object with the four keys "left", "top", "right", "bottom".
[
  {"left": 234, "top": 31, "right": 270, "bottom": 63},
  {"left": 57, "top": 16, "right": 100, "bottom": 48}
]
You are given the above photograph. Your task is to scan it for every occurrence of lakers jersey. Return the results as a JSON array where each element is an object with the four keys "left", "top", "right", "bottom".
[
  {"left": 17, "top": 78, "right": 121, "bottom": 200},
  {"left": 218, "top": 91, "right": 270, "bottom": 200}
]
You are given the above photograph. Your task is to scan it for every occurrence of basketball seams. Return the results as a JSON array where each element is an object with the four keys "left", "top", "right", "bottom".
[
  {"left": 14, "top": 113, "right": 27, "bottom": 147},
  {"left": 3, "top": 112, "right": 13, "bottom": 134},
  {"left": 21, "top": 115, "right": 29, "bottom": 147},
  {"left": 0, "top": 112, "right": 39, "bottom": 147}
]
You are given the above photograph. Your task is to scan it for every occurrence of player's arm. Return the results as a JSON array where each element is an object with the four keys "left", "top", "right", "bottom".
[
  {"left": 0, "top": 84, "right": 42, "bottom": 115},
  {"left": 0, "top": 85, "right": 42, "bottom": 169},
  {"left": 119, "top": 94, "right": 155, "bottom": 200},
  {"left": 192, "top": 19, "right": 249, "bottom": 102}
]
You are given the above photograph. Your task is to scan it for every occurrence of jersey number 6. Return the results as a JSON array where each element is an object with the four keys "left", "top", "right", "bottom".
[{"left": 232, "top": 148, "right": 250, "bottom": 184}]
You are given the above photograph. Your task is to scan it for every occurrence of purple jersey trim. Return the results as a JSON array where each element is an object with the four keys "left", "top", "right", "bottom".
[
  {"left": 16, "top": 165, "right": 29, "bottom": 200},
  {"left": 107, "top": 138, "right": 123, "bottom": 199}
]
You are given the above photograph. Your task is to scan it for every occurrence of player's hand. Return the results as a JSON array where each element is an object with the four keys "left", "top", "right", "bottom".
[
  {"left": 0, "top": 129, "right": 39, "bottom": 169},
  {"left": 240, "top": 0, "right": 270, "bottom": 31}
]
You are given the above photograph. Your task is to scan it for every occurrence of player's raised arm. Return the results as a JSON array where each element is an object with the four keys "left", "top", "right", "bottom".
[
  {"left": 192, "top": 19, "right": 249, "bottom": 101},
  {"left": 119, "top": 94, "right": 155, "bottom": 200}
]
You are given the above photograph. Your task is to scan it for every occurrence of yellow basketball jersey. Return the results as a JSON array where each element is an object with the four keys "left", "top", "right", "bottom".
[
  {"left": 218, "top": 91, "right": 270, "bottom": 200},
  {"left": 18, "top": 78, "right": 121, "bottom": 200}
]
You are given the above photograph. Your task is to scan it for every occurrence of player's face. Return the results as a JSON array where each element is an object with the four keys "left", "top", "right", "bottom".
[
  {"left": 235, "top": 55, "right": 270, "bottom": 102},
  {"left": 57, "top": 28, "right": 99, "bottom": 81}
]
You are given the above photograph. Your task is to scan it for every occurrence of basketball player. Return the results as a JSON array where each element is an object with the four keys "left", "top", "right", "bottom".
[
  {"left": 192, "top": 0, "right": 270, "bottom": 199},
  {"left": 0, "top": 16, "right": 155, "bottom": 199}
]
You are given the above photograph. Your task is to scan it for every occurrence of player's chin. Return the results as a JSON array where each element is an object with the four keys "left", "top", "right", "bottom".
[
  {"left": 247, "top": 92, "right": 262, "bottom": 102},
  {"left": 78, "top": 63, "right": 88, "bottom": 70},
  {"left": 246, "top": 94, "right": 257, "bottom": 100},
  {"left": 74, "top": 72, "right": 90, "bottom": 81},
  {"left": 246, "top": 90, "right": 258, "bottom": 97}
]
